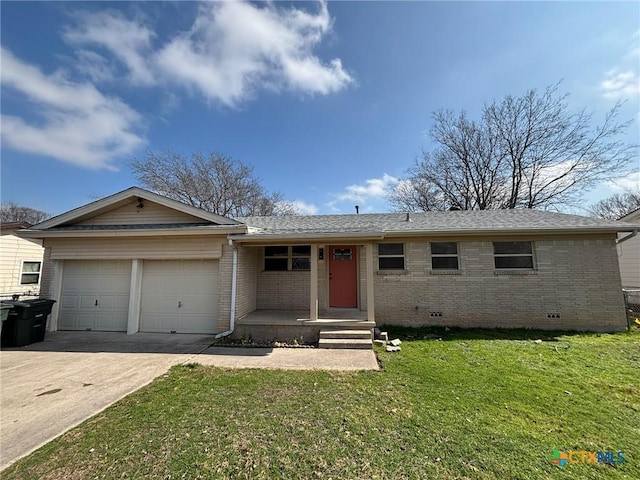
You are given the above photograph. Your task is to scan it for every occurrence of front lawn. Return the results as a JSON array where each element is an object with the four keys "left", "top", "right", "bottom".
[{"left": 4, "top": 328, "right": 639, "bottom": 479}]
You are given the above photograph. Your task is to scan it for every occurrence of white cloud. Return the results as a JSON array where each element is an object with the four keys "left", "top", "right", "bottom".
[
  {"left": 289, "top": 200, "right": 319, "bottom": 215},
  {"left": 0, "top": 47, "right": 144, "bottom": 170},
  {"left": 601, "top": 70, "right": 640, "bottom": 100},
  {"left": 1, "top": 1, "right": 351, "bottom": 168},
  {"left": 336, "top": 174, "right": 399, "bottom": 203},
  {"left": 64, "top": 10, "right": 156, "bottom": 85},
  {"left": 66, "top": 1, "right": 353, "bottom": 107},
  {"left": 606, "top": 171, "right": 640, "bottom": 192},
  {"left": 325, "top": 174, "right": 398, "bottom": 213}
]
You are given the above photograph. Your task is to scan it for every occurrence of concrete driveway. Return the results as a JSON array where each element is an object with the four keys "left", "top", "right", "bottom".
[{"left": 1, "top": 331, "right": 378, "bottom": 470}]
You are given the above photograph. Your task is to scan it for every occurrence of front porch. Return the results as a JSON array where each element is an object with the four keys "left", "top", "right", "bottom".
[{"left": 234, "top": 309, "right": 375, "bottom": 347}]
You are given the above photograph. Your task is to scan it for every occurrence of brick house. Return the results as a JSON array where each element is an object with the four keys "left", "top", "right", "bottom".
[{"left": 19, "top": 187, "right": 636, "bottom": 346}]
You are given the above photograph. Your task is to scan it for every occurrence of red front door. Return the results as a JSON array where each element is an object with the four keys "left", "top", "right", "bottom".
[{"left": 329, "top": 245, "right": 358, "bottom": 308}]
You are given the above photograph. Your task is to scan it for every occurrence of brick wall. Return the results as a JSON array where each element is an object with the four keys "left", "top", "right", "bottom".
[
  {"left": 235, "top": 246, "right": 258, "bottom": 318},
  {"left": 374, "top": 235, "right": 627, "bottom": 332},
  {"left": 257, "top": 271, "right": 311, "bottom": 310},
  {"left": 217, "top": 244, "right": 259, "bottom": 332},
  {"left": 39, "top": 246, "right": 54, "bottom": 299}
]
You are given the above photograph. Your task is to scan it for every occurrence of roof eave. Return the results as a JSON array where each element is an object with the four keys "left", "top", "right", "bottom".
[
  {"left": 18, "top": 225, "right": 248, "bottom": 239},
  {"left": 382, "top": 226, "right": 630, "bottom": 237},
  {"left": 229, "top": 232, "right": 386, "bottom": 244}
]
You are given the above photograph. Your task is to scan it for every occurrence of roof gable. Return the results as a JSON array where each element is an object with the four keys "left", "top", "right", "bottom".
[{"left": 32, "top": 187, "right": 242, "bottom": 230}]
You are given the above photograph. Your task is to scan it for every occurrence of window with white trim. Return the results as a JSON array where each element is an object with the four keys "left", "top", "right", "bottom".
[
  {"left": 20, "top": 261, "right": 42, "bottom": 285},
  {"left": 431, "top": 242, "right": 459, "bottom": 270},
  {"left": 378, "top": 243, "right": 405, "bottom": 270},
  {"left": 493, "top": 242, "right": 534, "bottom": 269},
  {"left": 264, "top": 246, "right": 311, "bottom": 271}
]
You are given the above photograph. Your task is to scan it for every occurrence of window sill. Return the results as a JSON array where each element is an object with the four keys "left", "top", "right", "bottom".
[
  {"left": 429, "top": 270, "right": 462, "bottom": 275},
  {"left": 494, "top": 270, "right": 537, "bottom": 275},
  {"left": 261, "top": 270, "right": 310, "bottom": 274},
  {"left": 376, "top": 270, "right": 408, "bottom": 275}
]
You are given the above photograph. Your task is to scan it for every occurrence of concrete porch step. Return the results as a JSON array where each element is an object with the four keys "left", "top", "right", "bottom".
[
  {"left": 319, "top": 329, "right": 372, "bottom": 340},
  {"left": 318, "top": 338, "right": 373, "bottom": 349}
]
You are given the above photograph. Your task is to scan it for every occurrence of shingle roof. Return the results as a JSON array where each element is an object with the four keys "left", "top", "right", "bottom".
[
  {"left": 236, "top": 210, "right": 636, "bottom": 238},
  {"left": 46, "top": 223, "right": 214, "bottom": 231}
]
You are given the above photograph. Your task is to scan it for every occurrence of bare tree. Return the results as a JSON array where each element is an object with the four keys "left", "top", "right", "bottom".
[
  {"left": 131, "top": 150, "right": 299, "bottom": 217},
  {"left": 390, "top": 83, "right": 637, "bottom": 211},
  {"left": 0, "top": 202, "right": 51, "bottom": 224},
  {"left": 588, "top": 190, "right": 640, "bottom": 219}
]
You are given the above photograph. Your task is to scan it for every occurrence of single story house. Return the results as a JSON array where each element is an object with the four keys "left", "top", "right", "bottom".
[
  {"left": 18, "top": 187, "right": 637, "bottom": 346},
  {"left": 0, "top": 222, "right": 44, "bottom": 299},
  {"left": 618, "top": 207, "right": 640, "bottom": 289}
]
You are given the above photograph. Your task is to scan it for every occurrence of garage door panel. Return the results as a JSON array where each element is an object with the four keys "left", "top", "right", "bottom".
[
  {"left": 59, "top": 260, "right": 131, "bottom": 332},
  {"left": 140, "top": 313, "right": 177, "bottom": 333},
  {"left": 177, "top": 314, "right": 214, "bottom": 334},
  {"left": 140, "top": 260, "right": 218, "bottom": 334},
  {"left": 80, "top": 296, "right": 98, "bottom": 309},
  {"left": 60, "top": 295, "right": 79, "bottom": 309},
  {"left": 95, "top": 313, "right": 128, "bottom": 331}
]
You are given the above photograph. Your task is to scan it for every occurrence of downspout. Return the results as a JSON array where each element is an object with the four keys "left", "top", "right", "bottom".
[
  {"left": 215, "top": 240, "right": 238, "bottom": 339},
  {"left": 616, "top": 229, "right": 638, "bottom": 244}
]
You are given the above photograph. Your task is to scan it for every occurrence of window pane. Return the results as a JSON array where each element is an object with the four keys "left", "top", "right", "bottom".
[
  {"left": 431, "top": 242, "right": 457, "bottom": 255},
  {"left": 333, "top": 248, "right": 352, "bottom": 260},
  {"left": 379, "top": 257, "right": 405, "bottom": 270},
  {"left": 432, "top": 257, "right": 459, "bottom": 270},
  {"left": 495, "top": 256, "right": 534, "bottom": 269},
  {"left": 265, "top": 246, "right": 288, "bottom": 257},
  {"left": 265, "top": 258, "right": 288, "bottom": 271},
  {"left": 20, "top": 273, "right": 40, "bottom": 285},
  {"left": 22, "top": 262, "right": 41, "bottom": 273},
  {"left": 493, "top": 242, "right": 532, "bottom": 255},
  {"left": 378, "top": 243, "right": 403, "bottom": 256},
  {"left": 292, "top": 258, "right": 311, "bottom": 270},
  {"left": 292, "top": 245, "right": 311, "bottom": 256}
]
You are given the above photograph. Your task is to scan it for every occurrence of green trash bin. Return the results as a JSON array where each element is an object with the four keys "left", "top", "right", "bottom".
[{"left": 0, "top": 299, "right": 56, "bottom": 347}]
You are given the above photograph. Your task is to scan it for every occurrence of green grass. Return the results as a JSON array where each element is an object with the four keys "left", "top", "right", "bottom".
[{"left": 4, "top": 328, "right": 639, "bottom": 479}]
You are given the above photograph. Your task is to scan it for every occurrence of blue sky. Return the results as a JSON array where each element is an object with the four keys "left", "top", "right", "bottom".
[{"left": 1, "top": 1, "right": 639, "bottom": 217}]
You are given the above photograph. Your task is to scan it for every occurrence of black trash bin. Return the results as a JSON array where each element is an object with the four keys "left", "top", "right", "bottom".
[{"left": 0, "top": 299, "right": 56, "bottom": 347}]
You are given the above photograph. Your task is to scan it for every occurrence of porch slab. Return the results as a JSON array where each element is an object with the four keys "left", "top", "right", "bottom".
[
  {"left": 237, "top": 309, "right": 372, "bottom": 325},
  {"left": 234, "top": 310, "right": 375, "bottom": 344}
]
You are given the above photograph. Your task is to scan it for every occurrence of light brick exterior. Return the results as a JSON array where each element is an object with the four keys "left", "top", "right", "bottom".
[
  {"left": 38, "top": 246, "right": 54, "bottom": 299},
  {"left": 217, "top": 244, "right": 258, "bottom": 332},
  {"left": 373, "top": 235, "right": 626, "bottom": 331},
  {"left": 246, "top": 235, "right": 626, "bottom": 332}
]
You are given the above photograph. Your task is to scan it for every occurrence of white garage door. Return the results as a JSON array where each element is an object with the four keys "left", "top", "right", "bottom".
[
  {"left": 140, "top": 260, "right": 218, "bottom": 334},
  {"left": 59, "top": 260, "right": 131, "bottom": 331}
]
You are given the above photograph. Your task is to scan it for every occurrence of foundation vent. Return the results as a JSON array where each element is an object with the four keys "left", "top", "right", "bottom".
[
  {"left": 430, "top": 311, "right": 443, "bottom": 318},
  {"left": 546, "top": 312, "right": 561, "bottom": 319}
]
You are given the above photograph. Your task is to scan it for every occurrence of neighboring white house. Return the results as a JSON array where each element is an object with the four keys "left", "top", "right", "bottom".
[
  {"left": 0, "top": 222, "right": 45, "bottom": 299},
  {"left": 618, "top": 208, "right": 640, "bottom": 289}
]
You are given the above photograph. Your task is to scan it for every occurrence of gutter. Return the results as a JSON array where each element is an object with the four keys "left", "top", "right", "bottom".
[
  {"left": 617, "top": 229, "right": 638, "bottom": 245},
  {"left": 228, "top": 232, "right": 385, "bottom": 244},
  {"left": 215, "top": 239, "right": 238, "bottom": 339}
]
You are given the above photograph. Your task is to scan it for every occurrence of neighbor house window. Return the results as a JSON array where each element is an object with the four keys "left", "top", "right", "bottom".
[
  {"left": 264, "top": 246, "right": 311, "bottom": 271},
  {"left": 431, "top": 242, "right": 459, "bottom": 270},
  {"left": 20, "top": 261, "right": 42, "bottom": 285},
  {"left": 493, "top": 242, "right": 534, "bottom": 269},
  {"left": 378, "top": 243, "right": 405, "bottom": 270}
]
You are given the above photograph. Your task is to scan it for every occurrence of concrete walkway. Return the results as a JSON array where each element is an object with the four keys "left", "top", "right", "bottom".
[{"left": 0, "top": 332, "right": 378, "bottom": 470}]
